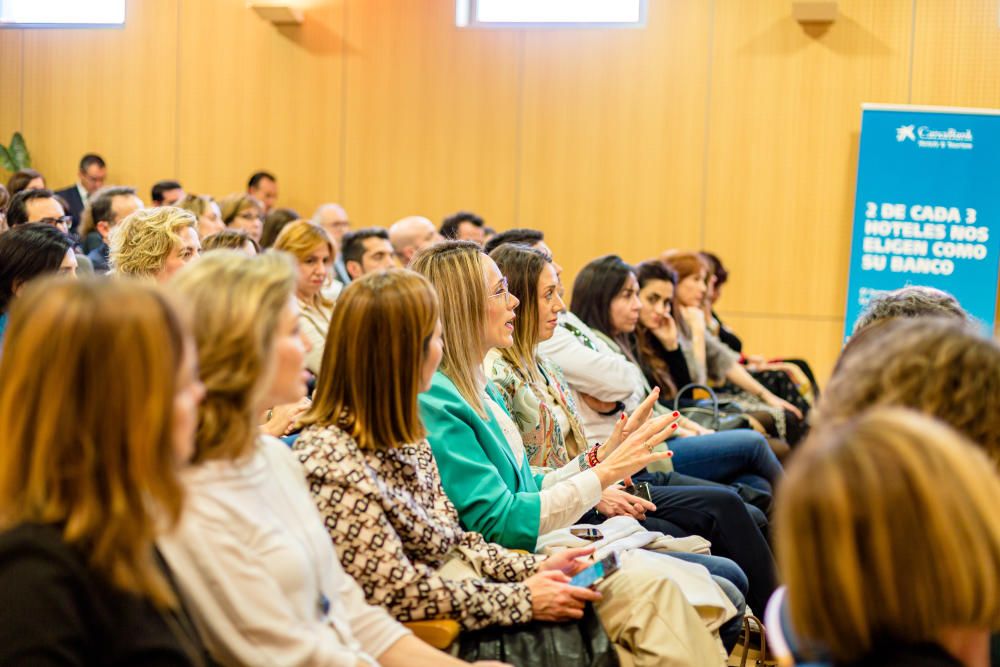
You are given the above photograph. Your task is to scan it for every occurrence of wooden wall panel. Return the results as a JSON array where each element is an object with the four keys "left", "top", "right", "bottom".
[
  {"left": 19, "top": 0, "right": 179, "bottom": 196},
  {"left": 703, "top": 0, "right": 913, "bottom": 319},
  {"left": 714, "top": 313, "right": 846, "bottom": 384},
  {"left": 176, "top": 0, "right": 345, "bottom": 215},
  {"left": 910, "top": 0, "right": 1000, "bottom": 108},
  {"left": 341, "top": 0, "right": 521, "bottom": 229},
  {"left": 0, "top": 31, "right": 24, "bottom": 159},
  {"left": 518, "top": 0, "right": 712, "bottom": 281}
]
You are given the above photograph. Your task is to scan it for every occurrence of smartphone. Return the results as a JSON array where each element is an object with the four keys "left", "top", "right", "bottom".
[
  {"left": 622, "top": 481, "right": 653, "bottom": 503},
  {"left": 570, "top": 552, "right": 621, "bottom": 589},
  {"left": 569, "top": 527, "right": 603, "bottom": 541}
]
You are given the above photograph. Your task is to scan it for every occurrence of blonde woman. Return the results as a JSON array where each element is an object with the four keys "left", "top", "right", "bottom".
[
  {"left": 272, "top": 220, "right": 338, "bottom": 376},
  {"left": 177, "top": 194, "right": 226, "bottom": 240},
  {"left": 0, "top": 277, "right": 208, "bottom": 664},
  {"left": 161, "top": 252, "right": 502, "bottom": 667},
  {"left": 776, "top": 408, "right": 1000, "bottom": 667},
  {"left": 110, "top": 207, "right": 202, "bottom": 283},
  {"left": 218, "top": 193, "right": 264, "bottom": 243}
]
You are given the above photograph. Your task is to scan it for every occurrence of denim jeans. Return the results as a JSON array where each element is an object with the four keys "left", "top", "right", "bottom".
[{"left": 667, "top": 430, "right": 783, "bottom": 494}]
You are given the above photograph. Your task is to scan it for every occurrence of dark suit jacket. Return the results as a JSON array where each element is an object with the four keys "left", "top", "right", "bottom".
[{"left": 54, "top": 185, "right": 85, "bottom": 235}]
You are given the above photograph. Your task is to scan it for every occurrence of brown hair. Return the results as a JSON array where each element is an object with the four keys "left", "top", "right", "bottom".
[
  {"left": 6, "top": 168, "right": 44, "bottom": 196},
  {"left": 272, "top": 220, "right": 336, "bottom": 309},
  {"left": 301, "top": 269, "right": 438, "bottom": 449},
  {"left": 489, "top": 244, "right": 550, "bottom": 384},
  {"left": 260, "top": 207, "right": 301, "bottom": 248},
  {"left": 218, "top": 193, "right": 263, "bottom": 225},
  {"left": 410, "top": 241, "right": 490, "bottom": 417},
  {"left": 202, "top": 229, "right": 260, "bottom": 254},
  {"left": 170, "top": 251, "right": 296, "bottom": 462},
  {"left": 661, "top": 251, "right": 709, "bottom": 337},
  {"left": 777, "top": 408, "right": 1000, "bottom": 662},
  {"left": 816, "top": 317, "right": 1000, "bottom": 464},
  {"left": 0, "top": 277, "right": 187, "bottom": 608},
  {"left": 634, "top": 259, "right": 680, "bottom": 397}
]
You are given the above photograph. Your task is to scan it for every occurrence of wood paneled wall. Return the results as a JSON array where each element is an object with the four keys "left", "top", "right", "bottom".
[{"left": 2, "top": 0, "right": 998, "bottom": 381}]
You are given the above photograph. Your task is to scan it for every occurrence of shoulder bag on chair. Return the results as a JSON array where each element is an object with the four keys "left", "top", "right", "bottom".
[{"left": 673, "top": 383, "right": 751, "bottom": 432}]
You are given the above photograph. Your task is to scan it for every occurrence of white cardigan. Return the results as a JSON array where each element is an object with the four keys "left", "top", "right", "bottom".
[{"left": 159, "top": 436, "right": 409, "bottom": 666}]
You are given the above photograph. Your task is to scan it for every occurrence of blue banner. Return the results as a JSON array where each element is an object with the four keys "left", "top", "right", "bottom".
[{"left": 845, "top": 104, "right": 1000, "bottom": 338}]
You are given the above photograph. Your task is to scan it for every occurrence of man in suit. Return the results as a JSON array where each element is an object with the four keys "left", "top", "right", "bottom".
[
  {"left": 55, "top": 153, "right": 107, "bottom": 236},
  {"left": 247, "top": 170, "right": 278, "bottom": 214}
]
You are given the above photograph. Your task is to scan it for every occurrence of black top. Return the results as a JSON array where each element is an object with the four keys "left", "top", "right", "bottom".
[
  {"left": 0, "top": 522, "right": 206, "bottom": 666},
  {"left": 712, "top": 310, "right": 743, "bottom": 354},
  {"left": 838, "top": 642, "right": 963, "bottom": 667},
  {"left": 634, "top": 330, "right": 693, "bottom": 400}
]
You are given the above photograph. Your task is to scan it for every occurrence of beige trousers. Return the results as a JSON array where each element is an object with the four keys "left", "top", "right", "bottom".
[{"left": 441, "top": 547, "right": 726, "bottom": 667}]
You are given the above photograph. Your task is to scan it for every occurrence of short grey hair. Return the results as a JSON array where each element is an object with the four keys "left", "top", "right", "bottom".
[{"left": 853, "top": 286, "right": 968, "bottom": 334}]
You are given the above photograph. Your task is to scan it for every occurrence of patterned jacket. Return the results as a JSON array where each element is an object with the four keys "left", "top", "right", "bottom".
[{"left": 293, "top": 424, "right": 542, "bottom": 630}]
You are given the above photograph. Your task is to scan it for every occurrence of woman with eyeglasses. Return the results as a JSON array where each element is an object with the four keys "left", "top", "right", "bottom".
[{"left": 219, "top": 193, "right": 264, "bottom": 244}]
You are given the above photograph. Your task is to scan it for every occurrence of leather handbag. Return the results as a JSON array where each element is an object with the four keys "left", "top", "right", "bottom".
[{"left": 673, "top": 383, "right": 751, "bottom": 432}]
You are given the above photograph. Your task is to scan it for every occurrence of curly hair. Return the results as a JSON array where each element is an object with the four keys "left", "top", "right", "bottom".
[
  {"left": 109, "top": 207, "right": 196, "bottom": 278},
  {"left": 852, "top": 285, "right": 968, "bottom": 334},
  {"left": 816, "top": 317, "right": 1000, "bottom": 463}
]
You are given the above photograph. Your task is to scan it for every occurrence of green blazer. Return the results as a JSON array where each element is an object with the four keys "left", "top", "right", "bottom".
[{"left": 418, "top": 371, "right": 543, "bottom": 552}]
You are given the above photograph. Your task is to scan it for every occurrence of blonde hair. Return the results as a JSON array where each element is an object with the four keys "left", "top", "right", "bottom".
[
  {"left": 0, "top": 277, "right": 187, "bottom": 609},
  {"left": 776, "top": 408, "right": 1000, "bottom": 662},
  {"left": 273, "top": 220, "right": 336, "bottom": 308},
  {"left": 109, "top": 206, "right": 196, "bottom": 278},
  {"left": 817, "top": 317, "right": 1000, "bottom": 464},
  {"left": 219, "top": 193, "right": 262, "bottom": 225},
  {"left": 410, "top": 241, "right": 490, "bottom": 417},
  {"left": 176, "top": 193, "right": 214, "bottom": 218},
  {"left": 170, "top": 251, "right": 296, "bottom": 462},
  {"left": 301, "top": 269, "right": 438, "bottom": 450}
]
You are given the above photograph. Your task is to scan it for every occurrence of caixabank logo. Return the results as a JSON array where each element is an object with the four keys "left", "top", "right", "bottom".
[{"left": 896, "top": 123, "right": 974, "bottom": 150}]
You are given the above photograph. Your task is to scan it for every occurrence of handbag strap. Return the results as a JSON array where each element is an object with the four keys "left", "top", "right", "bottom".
[
  {"left": 737, "top": 614, "right": 770, "bottom": 667},
  {"left": 673, "top": 383, "right": 720, "bottom": 430}
]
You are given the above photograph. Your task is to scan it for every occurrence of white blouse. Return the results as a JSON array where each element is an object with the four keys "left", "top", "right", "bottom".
[
  {"left": 158, "top": 436, "right": 409, "bottom": 667},
  {"left": 485, "top": 396, "right": 602, "bottom": 535}
]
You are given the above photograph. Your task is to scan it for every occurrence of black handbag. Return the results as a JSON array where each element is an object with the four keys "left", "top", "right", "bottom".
[
  {"left": 456, "top": 603, "right": 619, "bottom": 667},
  {"left": 673, "top": 383, "right": 751, "bottom": 432}
]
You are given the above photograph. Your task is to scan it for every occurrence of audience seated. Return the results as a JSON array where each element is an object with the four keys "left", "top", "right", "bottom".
[
  {"left": 6, "top": 168, "right": 45, "bottom": 196},
  {"left": 775, "top": 408, "right": 1000, "bottom": 667},
  {"left": 0, "top": 277, "right": 209, "bottom": 665},
  {"left": 151, "top": 179, "right": 186, "bottom": 207},
  {"left": 6, "top": 188, "right": 71, "bottom": 234},
  {"left": 219, "top": 193, "right": 264, "bottom": 243},
  {"left": 0, "top": 224, "right": 78, "bottom": 343},
  {"left": 202, "top": 229, "right": 259, "bottom": 255},
  {"left": 272, "top": 220, "right": 337, "bottom": 376},
  {"left": 440, "top": 210, "right": 486, "bottom": 245},
  {"left": 247, "top": 170, "right": 278, "bottom": 213},
  {"left": 410, "top": 242, "right": 744, "bottom": 663},
  {"left": 261, "top": 207, "right": 301, "bottom": 248},
  {"left": 79, "top": 186, "right": 144, "bottom": 268},
  {"left": 661, "top": 253, "right": 804, "bottom": 445},
  {"left": 293, "top": 268, "right": 732, "bottom": 664},
  {"left": 310, "top": 203, "right": 351, "bottom": 283},
  {"left": 110, "top": 207, "right": 201, "bottom": 283},
  {"left": 55, "top": 153, "right": 106, "bottom": 234},
  {"left": 162, "top": 252, "right": 501, "bottom": 667},
  {"left": 342, "top": 227, "right": 396, "bottom": 281},
  {"left": 388, "top": 215, "right": 443, "bottom": 265},
  {"left": 176, "top": 193, "right": 226, "bottom": 239}
]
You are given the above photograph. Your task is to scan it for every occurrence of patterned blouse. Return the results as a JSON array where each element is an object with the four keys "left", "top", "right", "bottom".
[
  {"left": 293, "top": 424, "right": 542, "bottom": 630},
  {"left": 485, "top": 350, "right": 591, "bottom": 467}
]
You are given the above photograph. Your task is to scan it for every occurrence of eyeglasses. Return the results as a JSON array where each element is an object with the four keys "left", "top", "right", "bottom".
[
  {"left": 488, "top": 276, "right": 511, "bottom": 304},
  {"left": 36, "top": 216, "right": 72, "bottom": 229}
]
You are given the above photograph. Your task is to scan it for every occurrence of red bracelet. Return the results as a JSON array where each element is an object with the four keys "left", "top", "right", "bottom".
[{"left": 586, "top": 444, "right": 601, "bottom": 468}]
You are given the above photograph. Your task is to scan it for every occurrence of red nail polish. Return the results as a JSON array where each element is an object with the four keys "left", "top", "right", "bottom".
[
  {"left": 672, "top": 411, "right": 679, "bottom": 417},
  {"left": 671, "top": 423, "right": 678, "bottom": 429}
]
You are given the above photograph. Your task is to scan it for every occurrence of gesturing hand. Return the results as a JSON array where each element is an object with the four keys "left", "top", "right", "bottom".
[
  {"left": 594, "top": 413, "right": 679, "bottom": 488},
  {"left": 597, "top": 389, "right": 663, "bottom": 465}
]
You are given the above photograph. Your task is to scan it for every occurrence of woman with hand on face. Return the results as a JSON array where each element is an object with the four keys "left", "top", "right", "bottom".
[
  {"left": 662, "top": 253, "right": 805, "bottom": 444},
  {"left": 292, "top": 269, "right": 621, "bottom": 659},
  {"left": 0, "top": 278, "right": 209, "bottom": 665},
  {"left": 161, "top": 251, "right": 506, "bottom": 667},
  {"left": 485, "top": 245, "right": 785, "bottom": 643},
  {"left": 412, "top": 241, "right": 732, "bottom": 666}
]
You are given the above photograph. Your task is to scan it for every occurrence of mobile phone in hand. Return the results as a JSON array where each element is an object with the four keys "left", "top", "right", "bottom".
[
  {"left": 622, "top": 481, "right": 653, "bottom": 503},
  {"left": 569, "top": 552, "right": 621, "bottom": 589}
]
